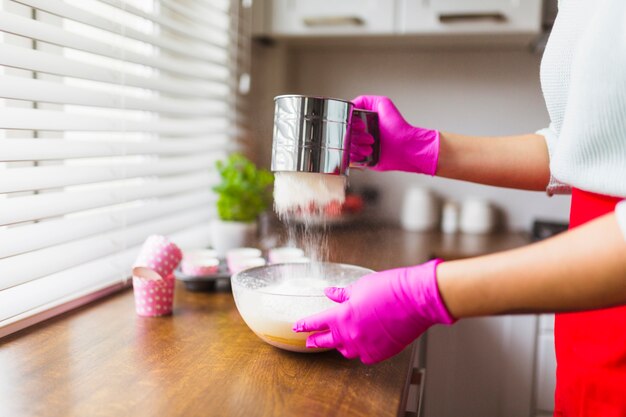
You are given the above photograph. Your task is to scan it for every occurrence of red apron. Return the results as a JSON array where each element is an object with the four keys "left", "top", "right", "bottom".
[{"left": 554, "top": 188, "right": 626, "bottom": 417}]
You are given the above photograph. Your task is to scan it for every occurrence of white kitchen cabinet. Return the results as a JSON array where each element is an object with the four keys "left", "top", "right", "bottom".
[
  {"left": 423, "top": 315, "right": 537, "bottom": 417},
  {"left": 536, "top": 333, "right": 557, "bottom": 412},
  {"left": 535, "top": 314, "right": 556, "bottom": 414},
  {"left": 423, "top": 314, "right": 559, "bottom": 417},
  {"left": 268, "top": 0, "right": 396, "bottom": 36},
  {"left": 399, "top": 0, "right": 542, "bottom": 35},
  {"left": 256, "top": 0, "right": 542, "bottom": 41},
  {"left": 539, "top": 313, "right": 555, "bottom": 332}
]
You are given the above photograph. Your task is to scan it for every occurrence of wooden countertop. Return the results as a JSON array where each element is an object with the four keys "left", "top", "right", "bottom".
[{"left": 0, "top": 226, "right": 529, "bottom": 417}]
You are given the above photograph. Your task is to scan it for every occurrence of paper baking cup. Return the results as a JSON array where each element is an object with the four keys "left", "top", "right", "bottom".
[
  {"left": 183, "top": 249, "right": 218, "bottom": 261},
  {"left": 226, "top": 247, "right": 262, "bottom": 273},
  {"left": 181, "top": 257, "right": 220, "bottom": 276},
  {"left": 268, "top": 247, "right": 305, "bottom": 264},
  {"left": 134, "top": 235, "right": 182, "bottom": 278},
  {"left": 133, "top": 269, "right": 175, "bottom": 317},
  {"left": 229, "top": 256, "right": 266, "bottom": 274},
  {"left": 284, "top": 257, "right": 311, "bottom": 264}
]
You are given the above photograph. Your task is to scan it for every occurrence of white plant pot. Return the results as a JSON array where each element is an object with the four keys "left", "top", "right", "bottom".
[{"left": 210, "top": 219, "right": 257, "bottom": 256}]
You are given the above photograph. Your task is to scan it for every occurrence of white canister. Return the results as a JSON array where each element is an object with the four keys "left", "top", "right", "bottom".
[
  {"left": 441, "top": 201, "right": 460, "bottom": 234},
  {"left": 459, "top": 198, "right": 496, "bottom": 234},
  {"left": 400, "top": 187, "right": 439, "bottom": 231}
]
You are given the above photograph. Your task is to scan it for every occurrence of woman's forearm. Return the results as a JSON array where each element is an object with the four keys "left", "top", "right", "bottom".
[
  {"left": 437, "top": 213, "right": 626, "bottom": 318},
  {"left": 436, "top": 132, "right": 551, "bottom": 191}
]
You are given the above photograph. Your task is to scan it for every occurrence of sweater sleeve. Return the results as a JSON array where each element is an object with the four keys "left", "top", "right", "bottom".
[
  {"left": 536, "top": 124, "right": 572, "bottom": 196},
  {"left": 617, "top": 201, "right": 626, "bottom": 241}
]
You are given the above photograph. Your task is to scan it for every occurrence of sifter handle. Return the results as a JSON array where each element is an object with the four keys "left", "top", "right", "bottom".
[{"left": 351, "top": 109, "right": 381, "bottom": 168}]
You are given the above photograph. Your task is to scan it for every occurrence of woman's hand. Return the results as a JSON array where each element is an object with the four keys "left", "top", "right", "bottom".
[
  {"left": 351, "top": 95, "right": 440, "bottom": 175},
  {"left": 352, "top": 95, "right": 552, "bottom": 190},
  {"left": 293, "top": 259, "right": 456, "bottom": 364}
]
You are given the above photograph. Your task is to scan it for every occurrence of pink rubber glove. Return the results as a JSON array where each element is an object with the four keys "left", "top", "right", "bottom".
[
  {"left": 351, "top": 95, "right": 440, "bottom": 175},
  {"left": 293, "top": 259, "right": 456, "bottom": 365}
]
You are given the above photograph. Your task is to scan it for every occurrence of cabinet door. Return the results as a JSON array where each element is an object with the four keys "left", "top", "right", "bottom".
[
  {"left": 535, "top": 315, "right": 556, "bottom": 414},
  {"left": 424, "top": 315, "right": 537, "bottom": 417},
  {"left": 399, "top": 0, "right": 542, "bottom": 34},
  {"left": 270, "top": 0, "right": 396, "bottom": 36}
]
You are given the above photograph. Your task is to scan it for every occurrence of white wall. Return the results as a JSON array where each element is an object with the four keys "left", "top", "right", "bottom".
[{"left": 250, "top": 44, "right": 571, "bottom": 230}]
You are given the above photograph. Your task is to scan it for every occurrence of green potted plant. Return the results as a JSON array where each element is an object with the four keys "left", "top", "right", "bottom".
[{"left": 211, "top": 153, "right": 274, "bottom": 255}]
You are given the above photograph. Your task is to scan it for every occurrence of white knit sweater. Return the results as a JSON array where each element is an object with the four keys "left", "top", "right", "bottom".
[{"left": 536, "top": 0, "right": 626, "bottom": 238}]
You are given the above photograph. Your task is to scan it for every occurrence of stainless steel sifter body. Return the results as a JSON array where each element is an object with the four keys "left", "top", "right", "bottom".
[{"left": 271, "top": 95, "right": 380, "bottom": 175}]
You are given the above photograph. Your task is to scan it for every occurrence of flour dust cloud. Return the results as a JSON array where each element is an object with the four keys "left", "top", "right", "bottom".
[{"left": 273, "top": 171, "right": 348, "bottom": 271}]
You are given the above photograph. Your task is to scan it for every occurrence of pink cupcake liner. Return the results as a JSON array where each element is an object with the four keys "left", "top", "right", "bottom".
[
  {"left": 228, "top": 257, "right": 266, "bottom": 274},
  {"left": 133, "top": 235, "right": 182, "bottom": 278},
  {"left": 226, "top": 247, "right": 262, "bottom": 273},
  {"left": 133, "top": 272, "right": 175, "bottom": 317},
  {"left": 268, "top": 247, "right": 305, "bottom": 264},
  {"left": 181, "top": 258, "right": 219, "bottom": 276}
]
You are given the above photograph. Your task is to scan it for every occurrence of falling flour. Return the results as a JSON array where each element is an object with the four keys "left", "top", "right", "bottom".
[
  {"left": 273, "top": 172, "right": 346, "bottom": 219},
  {"left": 272, "top": 171, "right": 348, "bottom": 273}
]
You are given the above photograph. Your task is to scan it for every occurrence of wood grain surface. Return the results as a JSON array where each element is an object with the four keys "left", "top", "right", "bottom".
[{"left": 0, "top": 226, "right": 529, "bottom": 417}]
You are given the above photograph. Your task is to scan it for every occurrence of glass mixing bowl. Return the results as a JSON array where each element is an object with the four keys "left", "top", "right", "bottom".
[{"left": 231, "top": 262, "right": 372, "bottom": 353}]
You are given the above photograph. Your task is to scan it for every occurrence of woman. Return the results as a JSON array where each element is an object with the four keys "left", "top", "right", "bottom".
[{"left": 293, "top": 1, "right": 626, "bottom": 415}]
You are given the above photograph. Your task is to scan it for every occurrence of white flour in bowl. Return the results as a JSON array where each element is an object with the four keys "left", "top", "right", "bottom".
[{"left": 234, "top": 279, "right": 336, "bottom": 352}]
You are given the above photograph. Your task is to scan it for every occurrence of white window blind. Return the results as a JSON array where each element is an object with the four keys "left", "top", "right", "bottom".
[{"left": 0, "top": 0, "right": 247, "bottom": 336}]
